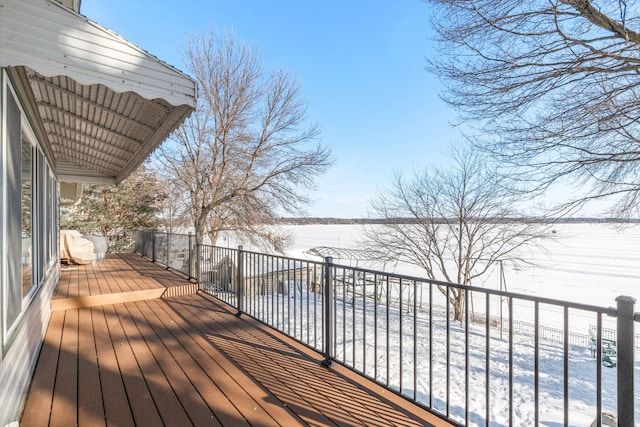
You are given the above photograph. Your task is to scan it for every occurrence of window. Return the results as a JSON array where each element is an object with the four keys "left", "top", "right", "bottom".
[
  {"left": 4, "top": 75, "right": 22, "bottom": 338},
  {"left": 21, "top": 135, "right": 33, "bottom": 298},
  {"left": 1, "top": 70, "right": 58, "bottom": 351}
]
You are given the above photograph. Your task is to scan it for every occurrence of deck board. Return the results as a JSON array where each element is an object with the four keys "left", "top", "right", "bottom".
[
  {"left": 23, "top": 254, "right": 452, "bottom": 427},
  {"left": 127, "top": 301, "right": 225, "bottom": 427},
  {"left": 173, "top": 293, "right": 430, "bottom": 427},
  {"left": 174, "top": 297, "right": 342, "bottom": 426},
  {"left": 112, "top": 302, "right": 195, "bottom": 427},
  {"left": 20, "top": 310, "right": 64, "bottom": 426},
  {"left": 50, "top": 309, "right": 78, "bottom": 427},
  {"left": 102, "top": 303, "right": 165, "bottom": 427},
  {"left": 92, "top": 306, "right": 135, "bottom": 426},
  {"left": 143, "top": 298, "right": 304, "bottom": 427},
  {"left": 78, "top": 307, "right": 104, "bottom": 426}
]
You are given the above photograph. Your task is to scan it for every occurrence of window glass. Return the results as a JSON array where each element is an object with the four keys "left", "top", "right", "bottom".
[
  {"left": 5, "top": 80, "right": 22, "bottom": 334},
  {"left": 21, "top": 135, "right": 33, "bottom": 297}
]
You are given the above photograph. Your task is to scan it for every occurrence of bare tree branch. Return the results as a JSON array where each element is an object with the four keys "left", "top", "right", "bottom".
[
  {"left": 154, "top": 29, "right": 333, "bottom": 250},
  {"left": 427, "top": 0, "right": 640, "bottom": 217},
  {"left": 362, "top": 146, "right": 551, "bottom": 321}
]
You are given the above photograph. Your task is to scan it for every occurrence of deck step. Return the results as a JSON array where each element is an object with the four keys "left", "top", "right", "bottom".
[{"left": 51, "top": 283, "right": 199, "bottom": 311}]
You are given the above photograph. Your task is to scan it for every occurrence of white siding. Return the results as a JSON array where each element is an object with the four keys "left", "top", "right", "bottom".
[
  {"left": 0, "top": 269, "right": 58, "bottom": 425},
  {"left": 0, "top": 0, "right": 196, "bottom": 108}
]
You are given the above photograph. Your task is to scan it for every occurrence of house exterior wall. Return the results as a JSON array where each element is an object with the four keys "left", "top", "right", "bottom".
[
  {"left": 0, "top": 69, "right": 60, "bottom": 426},
  {"left": 0, "top": 2, "right": 195, "bottom": 424},
  {"left": 0, "top": 0, "right": 196, "bottom": 108}
]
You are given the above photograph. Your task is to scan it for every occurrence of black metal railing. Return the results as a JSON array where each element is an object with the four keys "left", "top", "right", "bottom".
[
  {"left": 135, "top": 230, "right": 196, "bottom": 279},
  {"left": 134, "top": 230, "right": 639, "bottom": 426}
]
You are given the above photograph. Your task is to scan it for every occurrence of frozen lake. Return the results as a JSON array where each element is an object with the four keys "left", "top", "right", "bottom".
[{"left": 270, "top": 222, "right": 640, "bottom": 310}]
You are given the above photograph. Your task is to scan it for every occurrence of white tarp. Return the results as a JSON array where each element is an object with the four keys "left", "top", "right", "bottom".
[{"left": 60, "top": 230, "right": 94, "bottom": 264}]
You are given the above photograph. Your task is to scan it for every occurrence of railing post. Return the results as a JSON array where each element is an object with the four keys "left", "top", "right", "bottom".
[
  {"left": 616, "top": 295, "right": 636, "bottom": 427},
  {"left": 188, "top": 233, "right": 193, "bottom": 280},
  {"left": 151, "top": 232, "right": 156, "bottom": 263},
  {"left": 322, "top": 256, "right": 334, "bottom": 367},
  {"left": 194, "top": 231, "right": 201, "bottom": 285},
  {"left": 165, "top": 232, "right": 170, "bottom": 268},
  {"left": 236, "top": 245, "right": 244, "bottom": 316}
]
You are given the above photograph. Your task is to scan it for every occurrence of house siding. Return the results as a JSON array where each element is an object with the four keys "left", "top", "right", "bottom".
[
  {"left": 0, "top": 269, "right": 58, "bottom": 425},
  {"left": 0, "top": 1, "right": 196, "bottom": 424},
  {"left": 0, "top": 0, "right": 196, "bottom": 107}
]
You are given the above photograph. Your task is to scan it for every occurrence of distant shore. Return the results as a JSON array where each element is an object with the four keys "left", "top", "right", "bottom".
[{"left": 275, "top": 216, "right": 640, "bottom": 225}]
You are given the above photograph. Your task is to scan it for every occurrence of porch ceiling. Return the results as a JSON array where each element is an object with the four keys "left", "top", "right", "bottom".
[
  {"left": 1, "top": 0, "right": 197, "bottom": 185},
  {"left": 26, "top": 69, "right": 193, "bottom": 185}
]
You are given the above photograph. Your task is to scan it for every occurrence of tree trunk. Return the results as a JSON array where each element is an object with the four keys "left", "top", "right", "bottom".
[{"left": 452, "top": 290, "right": 466, "bottom": 323}]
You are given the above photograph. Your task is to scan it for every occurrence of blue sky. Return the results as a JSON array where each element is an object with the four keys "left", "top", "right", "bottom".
[{"left": 83, "top": 1, "right": 461, "bottom": 218}]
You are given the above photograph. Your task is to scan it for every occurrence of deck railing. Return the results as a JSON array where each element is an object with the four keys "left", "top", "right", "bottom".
[{"left": 134, "top": 230, "right": 639, "bottom": 427}]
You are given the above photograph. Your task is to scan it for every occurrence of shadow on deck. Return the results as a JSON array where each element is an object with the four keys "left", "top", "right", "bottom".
[{"left": 21, "top": 253, "right": 451, "bottom": 426}]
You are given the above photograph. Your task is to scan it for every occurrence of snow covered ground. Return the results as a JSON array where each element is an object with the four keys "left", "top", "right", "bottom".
[{"left": 224, "top": 222, "right": 640, "bottom": 426}]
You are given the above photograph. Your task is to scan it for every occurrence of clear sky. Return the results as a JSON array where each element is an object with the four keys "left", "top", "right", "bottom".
[{"left": 82, "top": 0, "right": 462, "bottom": 218}]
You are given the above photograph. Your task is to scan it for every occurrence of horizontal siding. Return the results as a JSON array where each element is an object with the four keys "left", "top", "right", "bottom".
[
  {"left": 0, "top": 267, "right": 59, "bottom": 426},
  {"left": 0, "top": 0, "right": 196, "bottom": 107}
]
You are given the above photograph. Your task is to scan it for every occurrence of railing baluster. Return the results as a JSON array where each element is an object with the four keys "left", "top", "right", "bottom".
[
  {"left": 413, "top": 279, "right": 417, "bottom": 401},
  {"left": 508, "top": 297, "right": 513, "bottom": 427},
  {"left": 352, "top": 269, "right": 357, "bottom": 369},
  {"left": 134, "top": 230, "right": 637, "bottom": 427},
  {"left": 465, "top": 288, "right": 470, "bottom": 425},
  {"left": 374, "top": 273, "right": 379, "bottom": 382},
  {"left": 564, "top": 306, "right": 569, "bottom": 427},
  {"left": 152, "top": 231, "right": 156, "bottom": 262},
  {"left": 596, "top": 313, "right": 603, "bottom": 427},
  {"left": 306, "top": 262, "right": 310, "bottom": 345},
  {"left": 386, "top": 275, "right": 390, "bottom": 387},
  {"left": 165, "top": 231, "right": 170, "bottom": 267},
  {"left": 330, "top": 266, "right": 345, "bottom": 359},
  {"left": 236, "top": 245, "right": 243, "bottom": 315},
  {"left": 187, "top": 233, "right": 193, "bottom": 280},
  {"left": 485, "top": 292, "right": 490, "bottom": 425},
  {"left": 342, "top": 267, "right": 346, "bottom": 362},
  {"left": 534, "top": 301, "right": 539, "bottom": 426},
  {"left": 428, "top": 281, "right": 433, "bottom": 409},
  {"left": 363, "top": 271, "right": 367, "bottom": 376},
  {"left": 446, "top": 285, "right": 451, "bottom": 417},
  {"left": 399, "top": 278, "right": 404, "bottom": 394}
]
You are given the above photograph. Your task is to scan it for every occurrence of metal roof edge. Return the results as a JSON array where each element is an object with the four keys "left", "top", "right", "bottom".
[{"left": 0, "top": 0, "right": 197, "bottom": 108}]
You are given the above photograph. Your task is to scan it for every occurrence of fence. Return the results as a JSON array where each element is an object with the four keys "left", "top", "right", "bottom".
[{"left": 134, "top": 230, "right": 639, "bottom": 427}]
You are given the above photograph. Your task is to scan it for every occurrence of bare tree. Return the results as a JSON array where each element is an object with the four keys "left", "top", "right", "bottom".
[
  {"left": 363, "top": 147, "right": 549, "bottom": 321},
  {"left": 426, "top": 0, "right": 640, "bottom": 217},
  {"left": 154, "top": 29, "right": 333, "bottom": 249}
]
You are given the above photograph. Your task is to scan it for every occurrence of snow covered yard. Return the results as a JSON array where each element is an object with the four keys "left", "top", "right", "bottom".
[
  {"left": 242, "top": 281, "right": 637, "bottom": 426},
  {"left": 218, "top": 222, "right": 640, "bottom": 426}
]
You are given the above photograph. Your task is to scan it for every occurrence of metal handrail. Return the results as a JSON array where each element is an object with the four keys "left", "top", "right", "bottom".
[{"left": 134, "top": 230, "right": 638, "bottom": 426}]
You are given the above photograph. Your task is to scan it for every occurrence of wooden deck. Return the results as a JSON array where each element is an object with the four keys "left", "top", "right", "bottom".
[{"left": 21, "top": 253, "right": 452, "bottom": 426}]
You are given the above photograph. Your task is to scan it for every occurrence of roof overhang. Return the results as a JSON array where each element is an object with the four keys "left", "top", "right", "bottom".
[{"left": 1, "top": 0, "right": 196, "bottom": 184}]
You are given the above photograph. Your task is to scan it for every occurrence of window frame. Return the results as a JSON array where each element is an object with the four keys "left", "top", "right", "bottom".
[{"left": 1, "top": 69, "right": 58, "bottom": 355}]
